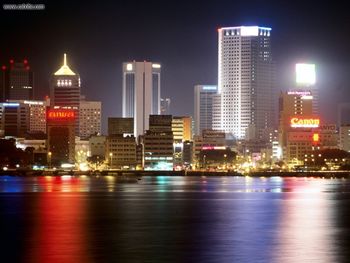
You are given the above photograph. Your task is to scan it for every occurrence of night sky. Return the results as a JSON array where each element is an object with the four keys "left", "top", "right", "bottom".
[{"left": 1, "top": 0, "right": 350, "bottom": 132}]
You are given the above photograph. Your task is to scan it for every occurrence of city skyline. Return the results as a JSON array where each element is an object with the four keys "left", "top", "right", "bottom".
[{"left": 1, "top": 1, "right": 350, "bottom": 133}]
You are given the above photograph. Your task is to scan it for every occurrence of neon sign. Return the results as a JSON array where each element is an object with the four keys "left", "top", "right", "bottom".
[
  {"left": 290, "top": 117, "right": 320, "bottom": 128},
  {"left": 202, "top": 146, "right": 226, "bottom": 150},
  {"left": 313, "top": 133, "right": 319, "bottom": 143},
  {"left": 47, "top": 110, "right": 75, "bottom": 120}
]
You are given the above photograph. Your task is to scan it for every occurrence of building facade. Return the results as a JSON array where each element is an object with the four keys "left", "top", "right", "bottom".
[
  {"left": 218, "top": 26, "right": 275, "bottom": 140},
  {"left": 122, "top": 61, "right": 161, "bottom": 137},
  {"left": 194, "top": 85, "right": 218, "bottom": 135},
  {"left": 144, "top": 115, "right": 173, "bottom": 170},
  {"left": 106, "top": 135, "right": 137, "bottom": 169},
  {"left": 0, "top": 59, "right": 34, "bottom": 101},
  {"left": 340, "top": 125, "right": 350, "bottom": 152},
  {"left": 0, "top": 99, "right": 49, "bottom": 137},
  {"left": 79, "top": 100, "right": 101, "bottom": 138},
  {"left": 108, "top": 117, "right": 133, "bottom": 136}
]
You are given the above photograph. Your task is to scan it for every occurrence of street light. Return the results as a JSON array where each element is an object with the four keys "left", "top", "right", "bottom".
[
  {"left": 109, "top": 152, "right": 113, "bottom": 170},
  {"left": 48, "top": 151, "right": 52, "bottom": 169}
]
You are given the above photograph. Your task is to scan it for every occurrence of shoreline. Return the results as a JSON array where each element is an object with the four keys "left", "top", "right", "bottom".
[{"left": 1, "top": 170, "right": 350, "bottom": 178}]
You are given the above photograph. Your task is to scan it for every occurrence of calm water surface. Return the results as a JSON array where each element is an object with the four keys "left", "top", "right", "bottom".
[{"left": 1, "top": 175, "right": 350, "bottom": 263}]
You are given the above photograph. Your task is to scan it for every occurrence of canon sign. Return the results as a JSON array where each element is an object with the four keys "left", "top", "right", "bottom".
[
  {"left": 47, "top": 110, "right": 75, "bottom": 120},
  {"left": 290, "top": 117, "right": 320, "bottom": 128}
]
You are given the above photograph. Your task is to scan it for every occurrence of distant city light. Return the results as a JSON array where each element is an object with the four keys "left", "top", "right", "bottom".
[
  {"left": 203, "top": 86, "right": 217, "bottom": 90},
  {"left": 152, "top": 64, "right": 161, "bottom": 69},
  {"left": 202, "top": 146, "right": 226, "bottom": 150},
  {"left": 241, "top": 26, "right": 259, "bottom": 36},
  {"left": 287, "top": 90, "right": 311, "bottom": 96},
  {"left": 126, "top": 63, "right": 133, "bottom": 71},
  {"left": 301, "top": 95, "right": 313, "bottom": 100},
  {"left": 3, "top": 103, "right": 19, "bottom": 107},
  {"left": 24, "top": 100, "right": 44, "bottom": 105},
  {"left": 296, "top": 63, "right": 316, "bottom": 85}
]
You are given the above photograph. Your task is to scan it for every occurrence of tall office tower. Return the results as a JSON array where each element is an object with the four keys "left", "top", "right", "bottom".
[
  {"left": 122, "top": 61, "right": 161, "bottom": 137},
  {"left": 160, "top": 98, "right": 171, "bottom": 114},
  {"left": 218, "top": 26, "right": 275, "bottom": 140},
  {"left": 79, "top": 100, "right": 102, "bottom": 139},
  {"left": 47, "top": 109, "right": 76, "bottom": 165},
  {"left": 0, "top": 59, "right": 34, "bottom": 101},
  {"left": 295, "top": 63, "right": 318, "bottom": 115},
  {"left": 194, "top": 85, "right": 218, "bottom": 136},
  {"left": 50, "top": 54, "right": 81, "bottom": 135}
]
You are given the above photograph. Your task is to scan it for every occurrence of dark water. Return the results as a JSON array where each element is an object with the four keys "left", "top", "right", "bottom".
[{"left": 1, "top": 175, "right": 350, "bottom": 263}]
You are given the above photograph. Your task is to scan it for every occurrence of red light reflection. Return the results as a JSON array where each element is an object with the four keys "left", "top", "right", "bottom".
[{"left": 27, "top": 177, "right": 92, "bottom": 263}]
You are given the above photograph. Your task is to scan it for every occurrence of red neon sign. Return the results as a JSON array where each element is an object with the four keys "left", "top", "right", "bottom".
[
  {"left": 290, "top": 117, "right": 320, "bottom": 128},
  {"left": 47, "top": 110, "right": 75, "bottom": 120}
]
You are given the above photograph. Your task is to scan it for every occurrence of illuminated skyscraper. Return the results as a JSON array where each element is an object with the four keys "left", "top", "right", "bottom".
[
  {"left": 0, "top": 59, "right": 34, "bottom": 101},
  {"left": 295, "top": 63, "right": 318, "bottom": 115},
  {"left": 50, "top": 54, "right": 81, "bottom": 135},
  {"left": 194, "top": 85, "right": 218, "bottom": 135},
  {"left": 122, "top": 61, "right": 161, "bottom": 137},
  {"left": 218, "top": 26, "right": 275, "bottom": 140}
]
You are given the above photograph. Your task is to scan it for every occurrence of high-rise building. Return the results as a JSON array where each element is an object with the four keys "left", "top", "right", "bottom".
[
  {"left": 295, "top": 63, "right": 318, "bottom": 115},
  {"left": 194, "top": 85, "right": 218, "bottom": 135},
  {"left": 160, "top": 98, "right": 171, "bottom": 115},
  {"left": 50, "top": 54, "right": 81, "bottom": 135},
  {"left": 122, "top": 61, "right": 161, "bottom": 137},
  {"left": 47, "top": 109, "right": 76, "bottom": 165},
  {"left": 79, "top": 100, "right": 101, "bottom": 139},
  {"left": 218, "top": 26, "right": 275, "bottom": 140},
  {"left": 0, "top": 59, "right": 34, "bottom": 101}
]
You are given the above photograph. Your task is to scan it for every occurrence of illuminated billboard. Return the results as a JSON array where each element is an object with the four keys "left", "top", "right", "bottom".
[
  {"left": 296, "top": 63, "right": 316, "bottom": 85},
  {"left": 47, "top": 109, "right": 75, "bottom": 120},
  {"left": 290, "top": 117, "right": 320, "bottom": 128}
]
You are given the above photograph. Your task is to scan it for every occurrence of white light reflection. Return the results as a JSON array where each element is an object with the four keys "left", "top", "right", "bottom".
[{"left": 274, "top": 178, "right": 336, "bottom": 262}]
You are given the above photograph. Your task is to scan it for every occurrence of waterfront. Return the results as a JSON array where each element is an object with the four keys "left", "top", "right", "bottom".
[{"left": 1, "top": 175, "right": 350, "bottom": 262}]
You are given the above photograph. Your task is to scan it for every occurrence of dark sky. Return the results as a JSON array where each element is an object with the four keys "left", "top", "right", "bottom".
[{"left": 1, "top": 0, "right": 350, "bottom": 132}]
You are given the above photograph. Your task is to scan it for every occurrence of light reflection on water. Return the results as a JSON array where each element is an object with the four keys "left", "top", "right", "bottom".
[{"left": 0, "top": 175, "right": 348, "bottom": 262}]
